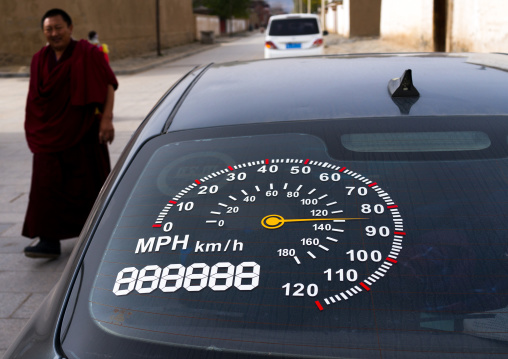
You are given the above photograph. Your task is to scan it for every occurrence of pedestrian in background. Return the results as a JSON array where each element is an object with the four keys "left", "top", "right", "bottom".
[
  {"left": 88, "top": 30, "right": 110, "bottom": 63},
  {"left": 23, "top": 8, "right": 118, "bottom": 259}
]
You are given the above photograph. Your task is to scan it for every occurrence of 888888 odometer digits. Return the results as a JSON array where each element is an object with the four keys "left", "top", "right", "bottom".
[{"left": 113, "top": 158, "right": 405, "bottom": 311}]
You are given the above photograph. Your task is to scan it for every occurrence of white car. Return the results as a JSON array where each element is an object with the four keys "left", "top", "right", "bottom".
[{"left": 264, "top": 13, "right": 327, "bottom": 59}]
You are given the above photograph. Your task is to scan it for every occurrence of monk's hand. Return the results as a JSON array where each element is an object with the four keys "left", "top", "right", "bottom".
[{"left": 99, "top": 111, "right": 115, "bottom": 144}]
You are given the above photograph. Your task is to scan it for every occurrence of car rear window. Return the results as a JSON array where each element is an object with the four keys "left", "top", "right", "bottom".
[
  {"left": 268, "top": 18, "right": 320, "bottom": 36},
  {"left": 62, "top": 118, "right": 508, "bottom": 358}
]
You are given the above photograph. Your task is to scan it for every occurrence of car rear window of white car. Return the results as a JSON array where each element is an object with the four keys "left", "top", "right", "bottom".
[{"left": 269, "top": 18, "right": 319, "bottom": 36}]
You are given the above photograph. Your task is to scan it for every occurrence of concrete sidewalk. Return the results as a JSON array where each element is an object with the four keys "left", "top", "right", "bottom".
[
  {"left": 325, "top": 34, "right": 425, "bottom": 54},
  {"left": 0, "top": 37, "right": 227, "bottom": 78}
]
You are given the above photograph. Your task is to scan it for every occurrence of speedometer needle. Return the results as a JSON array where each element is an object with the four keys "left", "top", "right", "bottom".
[{"left": 261, "top": 214, "right": 368, "bottom": 230}]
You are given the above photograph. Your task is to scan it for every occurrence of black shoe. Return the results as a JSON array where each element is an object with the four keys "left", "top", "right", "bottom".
[{"left": 24, "top": 240, "right": 61, "bottom": 259}]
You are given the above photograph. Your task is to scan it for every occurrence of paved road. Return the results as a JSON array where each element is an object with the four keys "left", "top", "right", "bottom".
[{"left": 0, "top": 32, "right": 264, "bottom": 357}]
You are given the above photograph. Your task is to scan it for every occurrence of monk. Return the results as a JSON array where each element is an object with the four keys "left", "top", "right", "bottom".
[{"left": 23, "top": 8, "right": 118, "bottom": 258}]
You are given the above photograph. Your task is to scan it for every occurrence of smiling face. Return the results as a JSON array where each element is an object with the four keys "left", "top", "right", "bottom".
[{"left": 42, "top": 15, "right": 73, "bottom": 55}]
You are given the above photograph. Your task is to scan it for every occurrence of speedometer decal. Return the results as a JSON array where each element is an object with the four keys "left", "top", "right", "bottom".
[{"left": 144, "top": 158, "right": 404, "bottom": 311}]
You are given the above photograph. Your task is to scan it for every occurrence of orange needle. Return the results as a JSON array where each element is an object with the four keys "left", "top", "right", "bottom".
[{"left": 261, "top": 214, "right": 368, "bottom": 229}]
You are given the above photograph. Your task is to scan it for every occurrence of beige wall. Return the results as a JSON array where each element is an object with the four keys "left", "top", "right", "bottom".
[
  {"left": 381, "top": 0, "right": 508, "bottom": 53},
  {"left": 195, "top": 14, "right": 220, "bottom": 41},
  {"left": 380, "top": 0, "right": 433, "bottom": 50},
  {"left": 225, "top": 18, "right": 248, "bottom": 34},
  {"left": 0, "top": 0, "right": 195, "bottom": 67},
  {"left": 449, "top": 0, "right": 508, "bottom": 52},
  {"left": 334, "top": 0, "right": 350, "bottom": 36}
]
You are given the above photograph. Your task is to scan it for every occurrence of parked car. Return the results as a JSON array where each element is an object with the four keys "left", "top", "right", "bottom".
[
  {"left": 264, "top": 13, "right": 326, "bottom": 58},
  {"left": 6, "top": 53, "right": 508, "bottom": 358}
]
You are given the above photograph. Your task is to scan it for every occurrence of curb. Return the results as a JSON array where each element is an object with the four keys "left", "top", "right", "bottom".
[
  {"left": 111, "top": 43, "right": 220, "bottom": 75},
  {"left": 0, "top": 71, "right": 29, "bottom": 78},
  {"left": 0, "top": 42, "right": 221, "bottom": 78}
]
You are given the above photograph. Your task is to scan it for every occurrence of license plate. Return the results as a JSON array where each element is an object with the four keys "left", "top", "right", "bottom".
[{"left": 286, "top": 43, "right": 301, "bottom": 49}]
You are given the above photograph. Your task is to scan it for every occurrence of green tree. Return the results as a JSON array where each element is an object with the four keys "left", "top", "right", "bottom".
[
  {"left": 293, "top": 0, "right": 321, "bottom": 13},
  {"left": 203, "top": 0, "right": 251, "bottom": 20}
]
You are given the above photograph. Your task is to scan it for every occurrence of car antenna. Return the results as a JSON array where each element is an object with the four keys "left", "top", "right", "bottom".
[
  {"left": 388, "top": 69, "right": 419, "bottom": 97},
  {"left": 388, "top": 69, "right": 420, "bottom": 114}
]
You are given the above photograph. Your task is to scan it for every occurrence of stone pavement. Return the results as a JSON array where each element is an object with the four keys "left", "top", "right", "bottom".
[
  {"left": 0, "top": 33, "right": 425, "bottom": 357},
  {"left": 325, "top": 35, "right": 425, "bottom": 54},
  {"left": 0, "top": 36, "right": 225, "bottom": 78}
]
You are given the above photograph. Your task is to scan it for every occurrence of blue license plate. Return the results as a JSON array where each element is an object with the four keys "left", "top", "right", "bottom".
[{"left": 286, "top": 43, "right": 301, "bottom": 49}]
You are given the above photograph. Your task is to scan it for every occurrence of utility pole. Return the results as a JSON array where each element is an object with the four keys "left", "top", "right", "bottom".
[
  {"left": 156, "top": 0, "right": 161, "bottom": 56},
  {"left": 307, "top": 0, "right": 311, "bottom": 13},
  {"left": 229, "top": 0, "right": 233, "bottom": 35},
  {"left": 321, "top": 0, "right": 325, "bottom": 31}
]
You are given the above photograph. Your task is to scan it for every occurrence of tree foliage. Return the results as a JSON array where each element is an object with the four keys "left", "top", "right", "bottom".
[
  {"left": 201, "top": 0, "right": 251, "bottom": 19},
  {"left": 293, "top": 0, "right": 322, "bottom": 14}
]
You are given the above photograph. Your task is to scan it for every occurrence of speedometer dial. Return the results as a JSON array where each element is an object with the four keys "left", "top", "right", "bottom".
[{"left": 115, "top": 158, "right": 404, "bottom": 311}]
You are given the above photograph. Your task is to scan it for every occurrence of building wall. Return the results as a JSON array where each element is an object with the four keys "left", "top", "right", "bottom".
[
  {"left": 328, "top": 0, "right": 508, "bottom": 52},
  {"left": 325, "top": 3, "right": 338, "bottom": 34},
  {"left": 325, "top": 0, "right": 350, "bottom": 37},
  {"left": 380, "top": 0, "right": 433, "bottom": 50},
  {"left": 449, "top": 0, "right": 508, "bottom": 52},
  {"left": 195, "top": 14, "right": 220, "bottom": 41},
  {"left": 329, "top": 0, "right": 380, "bottom": 37},
  {"left": 0, "top": 0, "right": 195, "bottom": 67},
  {"left": 225, "top": 18, "right": 248, "bottom": 34},
  {"left": 349, "top": 0, "right": 381, "bottom": 37},
  {"left": 335, "top": 0, "right": 350, "bottom": 37}
]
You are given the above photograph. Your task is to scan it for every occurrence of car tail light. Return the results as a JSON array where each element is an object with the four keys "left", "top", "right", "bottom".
[
  {"left": 265, "top": 41, "right": 278, "bottom": 49},
  {"left": 312, "top": 39, "right": 323, "bottom": 48}
]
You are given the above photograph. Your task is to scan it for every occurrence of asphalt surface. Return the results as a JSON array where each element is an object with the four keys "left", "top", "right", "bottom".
[
  {"left": 0, "top": 32, "right": 424, "bottom": 357},
  {"left": 0, "top": 33, "right": 424, "bottom": 78}
]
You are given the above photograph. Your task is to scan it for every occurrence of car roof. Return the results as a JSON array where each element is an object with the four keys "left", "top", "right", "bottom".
[{"left": 167, "top": 53, "right": 508, "bottom": 132}]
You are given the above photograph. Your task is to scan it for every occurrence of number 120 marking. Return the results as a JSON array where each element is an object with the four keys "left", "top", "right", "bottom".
[{"left": 282, "top": 283, "right": 319, "bottom": 297}]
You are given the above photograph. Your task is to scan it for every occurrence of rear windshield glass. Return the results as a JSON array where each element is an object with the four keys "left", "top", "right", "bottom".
[
  {"left": 62, "top": 118, "right": 508, "bottom": 359},
  {"left": 269, "top": 18, "right": 319, "bottom": 36}
]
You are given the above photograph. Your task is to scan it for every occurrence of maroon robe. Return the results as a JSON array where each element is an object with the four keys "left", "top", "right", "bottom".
[{"left": 23, "top": 39, "right": 118, "bottom": 240}]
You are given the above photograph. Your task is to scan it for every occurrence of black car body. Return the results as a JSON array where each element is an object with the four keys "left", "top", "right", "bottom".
[{"left": 6, "top": 53, "right": 508, "bottom": 358}]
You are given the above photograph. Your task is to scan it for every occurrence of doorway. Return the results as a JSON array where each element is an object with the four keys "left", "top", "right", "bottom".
[{"left": 433, "top": 0, "right": 448, "bottom": 51}]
